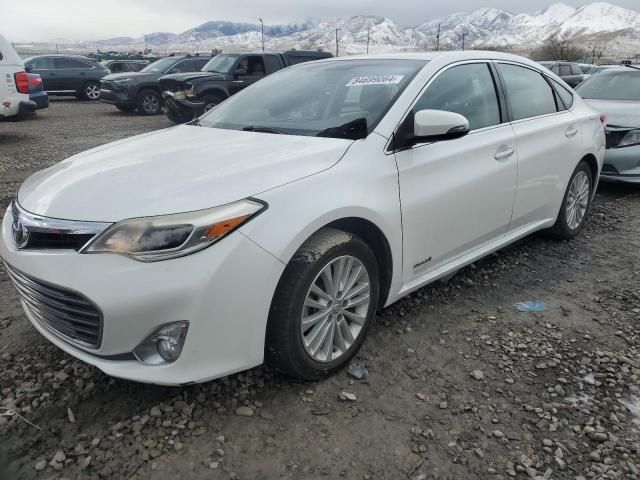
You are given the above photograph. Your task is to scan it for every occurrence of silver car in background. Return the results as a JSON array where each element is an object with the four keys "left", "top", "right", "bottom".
[{"left": 576, "top": 67, "right": 640, "bottom": 183}]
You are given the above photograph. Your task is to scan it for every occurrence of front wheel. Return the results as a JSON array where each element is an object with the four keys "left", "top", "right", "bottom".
[
  {"left": 265, "top": 228, "right": 379, "bottom": 380},
  {"left": 136, "top": 90, "right": 162, "bottom": 115},
  {"left": 548, "top": 160, "right": 593, "bottom": 239}
]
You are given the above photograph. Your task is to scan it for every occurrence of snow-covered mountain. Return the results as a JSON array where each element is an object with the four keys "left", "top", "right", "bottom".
[{"left": 15, "top": 3, "right": 640, "bottom": 57}]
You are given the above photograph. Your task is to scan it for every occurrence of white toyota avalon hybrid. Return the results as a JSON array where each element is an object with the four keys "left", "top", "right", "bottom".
[{"left": 1, "top": 52, "right": 605, "bottom": 385}]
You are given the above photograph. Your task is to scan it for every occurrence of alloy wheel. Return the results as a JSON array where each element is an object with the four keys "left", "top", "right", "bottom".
[
  {"left": 85, "top": 84, "right": 100, "bottom": 100},
  {"left": 565, "top": 170, "right": 590, "bottom": 230},
  {"left": 143, "top": 94, "right": 160, "bottom": 113},
  {"left": 301, "top": 255, "right": 371, "bottom": 363}
]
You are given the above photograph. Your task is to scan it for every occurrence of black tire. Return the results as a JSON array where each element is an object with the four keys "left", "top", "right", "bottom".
[
  {"left": 548, "top": 160, "right": 593, "bottom": 240},
  {"left": 81, "top": 82, "right": 101, "bottom": 101},
  {"left": 136, "top": 89, "right": 162, "bottom": 115},
  {"left": 116, "top": 105, "right": 136, "bottom": 113},
  {"left": 165, "top": 106, "right": 194, "bottom": 124},
  {"left": 265, "top": 228, "right": 380, "bottom": 380},
  {"left": 199, "top": 94, "right": 224, "bottom": 114}
]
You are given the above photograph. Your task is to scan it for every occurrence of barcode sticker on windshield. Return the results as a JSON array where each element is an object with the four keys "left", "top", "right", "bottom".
[{"left": 346, "top": 75, "right": 405, "bottom": 87}]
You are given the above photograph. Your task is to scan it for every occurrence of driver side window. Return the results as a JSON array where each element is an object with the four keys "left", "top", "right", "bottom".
[{"left": 414, "top": 63, "right": 501, "bottom": 131}]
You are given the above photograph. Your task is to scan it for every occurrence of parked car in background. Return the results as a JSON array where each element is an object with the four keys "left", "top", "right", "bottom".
[
  {"left": 0, "top": 52, "right": 605, "bottom": 384},
  {"left": 160, "top": 50, "right": 333, "bottom": 124},
  {"left": 102, "top": 59, "right": 149, "bottom": 74},
  {"left": 0, "top": 34, "right": 35, "bottom": 120},
  {"left": 28, "top": 73, "right": 49, "bottom": 111},
  {"left": 578, "top": 63, "right": 595, "bottom": 74},
  {"left": 539, "top": 61, "right": 585, "bottom": 87},
  {"left": 99, "top": 54, "right": 211, "bottom": 115},
  {"left": 23, "top": 54, "right": 110, "bottom": 100},
  {"left": 576, "top": 66, "right": 640, "bottom": 183}
]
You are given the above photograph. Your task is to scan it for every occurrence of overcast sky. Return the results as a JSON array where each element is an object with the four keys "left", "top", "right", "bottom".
[{"left": 3, "top": 0, "right": 638, "bottom": 42}]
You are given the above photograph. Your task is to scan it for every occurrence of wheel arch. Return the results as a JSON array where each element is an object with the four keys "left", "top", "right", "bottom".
[
  {"left": 580, "top": 153, "right": 599, "bottom": 190},
  {"left": 196, "top": 85, "right": 230, "bottom": 99}
]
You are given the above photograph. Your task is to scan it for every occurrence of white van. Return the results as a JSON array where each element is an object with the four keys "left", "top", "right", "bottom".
[{"left": 0, "top": 34, "right": 34, "bottom": 120}]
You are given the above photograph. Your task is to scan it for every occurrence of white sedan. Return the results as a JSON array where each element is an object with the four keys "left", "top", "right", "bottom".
[{"left": 1, "top": 52, "right": 605, "bottom": 384}]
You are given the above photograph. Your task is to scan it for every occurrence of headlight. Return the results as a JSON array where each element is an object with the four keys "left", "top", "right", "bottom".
[
  {"left": 618, "top": 129, "right": 640, "bottom": 148},
  {"left": 83, "top": 199, "right": 265, "bottom": 261}
]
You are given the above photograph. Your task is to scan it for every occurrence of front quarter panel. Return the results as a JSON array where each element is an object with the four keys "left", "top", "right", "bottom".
[{"left": 240, "top": 133, "right": 404, "bottom": 306}]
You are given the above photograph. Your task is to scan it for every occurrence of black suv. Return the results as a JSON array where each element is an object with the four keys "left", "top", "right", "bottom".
[
  {"left": 159, "top": 50, "right": 333, "bottom": 123},
  {"left": 539, "top": 61, "right": 586, "bottom": 87},
  {"left": 99, "top": 55, "right": 211, "bottom": 115},
  {"left": 23, "top": 55, "right": 110, "bottom": 100},
  {"left": 102, "top": 60, "right": 149, "bottom": 74}
]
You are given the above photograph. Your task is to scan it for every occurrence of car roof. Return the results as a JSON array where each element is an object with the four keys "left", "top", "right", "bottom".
[
  {"left": 313, "top": 51, "right": 547, "bottom": 69},
  {"left": 597, "top": 66, "right": 640, "bottom": 74}
]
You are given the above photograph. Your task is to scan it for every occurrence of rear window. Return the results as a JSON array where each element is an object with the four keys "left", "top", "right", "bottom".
[{"left": 576, "top": 71, "right": 640, "bottom": 101}]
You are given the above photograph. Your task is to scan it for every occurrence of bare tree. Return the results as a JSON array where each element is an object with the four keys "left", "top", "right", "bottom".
[{"left": 531, "top": 35, "right": 587, "bottom": 62}]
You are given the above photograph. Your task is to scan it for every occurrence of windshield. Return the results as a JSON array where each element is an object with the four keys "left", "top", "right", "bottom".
[
  {"left": 576, "top": 71, "right": 640, "bottom": 101},
  {"left": 141, "top": 57, "right": 178, "bottom": 73},
  {"left": 203, "top": 54, "right": 238, "bottom": 73},
  {"left": 197, "top": 59, "right": 425, "bottom": 139}
]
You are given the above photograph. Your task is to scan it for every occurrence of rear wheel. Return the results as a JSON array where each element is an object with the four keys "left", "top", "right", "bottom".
[
  {"left": 265, "top": 228, "right": 379, "bottom": 380},
  {"left": 136, "top": 89, "right": 162, "bottom": 115},
  {"left": 548, "top": 160, "right": 593, "bottom": 239},
  {"left": 82, "top": 82, "right": 100, "bottom": 101}
]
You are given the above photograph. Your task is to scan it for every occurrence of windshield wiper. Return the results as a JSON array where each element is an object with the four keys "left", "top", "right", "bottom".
[
  {"left": 316, "top": 117, "right": 368, "bottom": 140},
  {"left": 242, "top": 126, "right": 284, "bottom": 134}
]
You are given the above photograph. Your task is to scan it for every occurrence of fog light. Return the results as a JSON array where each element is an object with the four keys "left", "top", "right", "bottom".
[
  {"left": 185, "top": 89, "right": 195, "bottom": 98},
  {"left": 133, "top": 321, "right": 189, "bottom": 365}
]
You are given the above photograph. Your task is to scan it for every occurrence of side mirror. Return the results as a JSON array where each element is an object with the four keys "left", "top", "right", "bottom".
[
  {"left": 167, "top": 68, "right": 180, "bottom": 74},
  {"left": 414, "top": 109, "right": 470, "bottom": 141},
  {"left": 235, "top": 68, "right": 248, "bottom": 77},
  {"left": 24, "top": 64, "right": 32, "bottom": 73}
]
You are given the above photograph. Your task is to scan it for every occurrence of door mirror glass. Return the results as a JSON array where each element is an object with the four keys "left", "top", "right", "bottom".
[
  {"left": 413, "top": 109, "right": 470, "bottom": 141},
  {"left": 24, "top": 64, "right": 32, "bottom": 73}
]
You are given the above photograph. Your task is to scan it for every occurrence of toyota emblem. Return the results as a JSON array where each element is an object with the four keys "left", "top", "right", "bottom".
[{"left": 12, "top": 217, "right": 29, "bottom": 249}]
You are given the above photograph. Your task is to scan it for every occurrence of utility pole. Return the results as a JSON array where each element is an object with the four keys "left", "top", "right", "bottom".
[
  {"left": 436, "top": 23, "right": 440, "bottom": 51},
  {"left": 461, "top": 33, "right": 467, "bottom": 51},
  {"left": 259, "top": 18, "right": 264, "bottom": 52},
  {"left": 366, "top": 27, "right": 370, "bottom": 54},
  {"left": 591, "top": 42, "right": 597, "bottom": 64},
  {"left": 335, "top": 27, "right": 340, "bottom": 57}
]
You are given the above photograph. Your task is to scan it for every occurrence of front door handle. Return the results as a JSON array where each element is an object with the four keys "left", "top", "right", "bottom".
[
  {"left": 565, "top": 127, "right": 578, "bottom": 138},
  {"left": 494, "top": 147, "right": 515, "bottom": 160}
]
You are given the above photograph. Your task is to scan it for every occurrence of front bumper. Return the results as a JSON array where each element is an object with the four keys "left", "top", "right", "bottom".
[
  {"left": 99, "top": 88, "right": 134, "bottom": 107},
  {"left": 600, "top": 144, "right": 640, "bottom": 183},
  {"left": 0, "top": 206, "right": 285, "bottom": 385},
  {"left": 163, "top": 91, "right": 205, "bottom": 114}
]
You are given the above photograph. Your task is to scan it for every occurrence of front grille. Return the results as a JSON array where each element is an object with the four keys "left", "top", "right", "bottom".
[
  {"left": 24, "top": 232, "right": 95, "bottom": 251},
  {"left": 4, "top": 262, "right": 103, "bottom": 349}
]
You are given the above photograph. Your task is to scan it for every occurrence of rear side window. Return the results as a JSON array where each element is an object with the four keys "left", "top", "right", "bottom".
[
  {"left": 263, "top": 55, "right": 282, "bottom": 74},
  {"left": 570, "top": 64, "right": 582, "bottom": 75},
  {"left": 414, "top": 63, "right": 501, "bottom": 130},
  {"left": 55, "top": 58, "right": 91, "bottom": 69},
  {"left": 498, "top": 64, "right": 558, "bottom": 121},
  {"left": 550, "top": 65, "right": 560, "bottom": 74},
  {"left": 559, "top": 65, "right": 572, "bottom": 76},
  {"left": 551, "top": 78, "right": 574, "bottom": 109}
]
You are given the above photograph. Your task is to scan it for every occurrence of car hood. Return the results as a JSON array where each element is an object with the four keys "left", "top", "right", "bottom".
[
  {"left": 18, "top": 126, "right": 353, "bottom": 222},
  {"left": 583, "top": 99, "right": 640, "bottom": 128},
  {"left": 102, "top": 72, "right": 158, "bottom": 82},
  {"left": 160, "top": 72, "right": 226, "bottom": 82}
]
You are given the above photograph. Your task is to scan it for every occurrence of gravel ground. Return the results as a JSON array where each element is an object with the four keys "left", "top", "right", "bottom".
[{"left": 1, "top": 99, "right": 639, "bottom": 480}]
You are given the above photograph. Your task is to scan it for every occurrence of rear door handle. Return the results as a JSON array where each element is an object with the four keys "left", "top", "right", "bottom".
[
  {"left": 565, "top": 128, "right": 578, "bottom": 138},
  {"left": 494, "top": 147, "right": 515, "bottom": 160}
]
